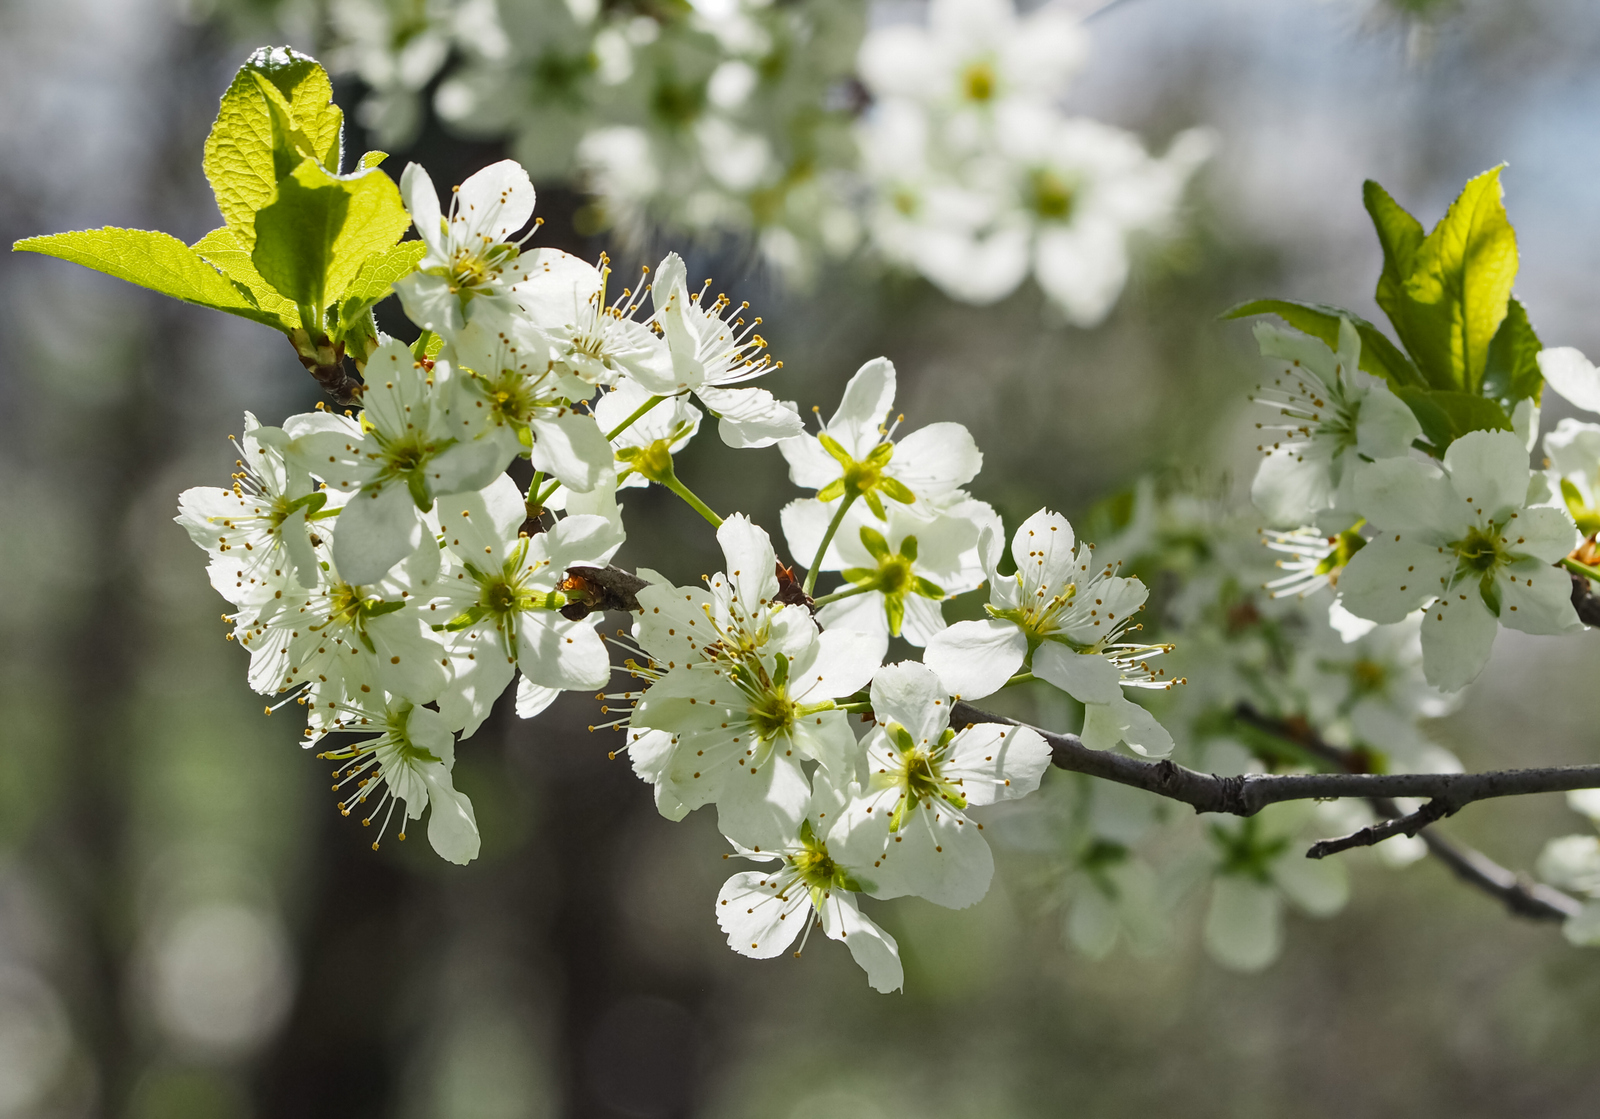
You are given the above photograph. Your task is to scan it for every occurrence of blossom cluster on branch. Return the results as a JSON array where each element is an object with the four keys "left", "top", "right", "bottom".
[{"left": 18, "top": 46, "right": 1600, "bottom": 986}]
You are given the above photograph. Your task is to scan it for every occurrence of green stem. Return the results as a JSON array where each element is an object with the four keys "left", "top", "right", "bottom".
[
  {"left": 535, "top": 477, "right": 563, "bottom": 507},
  {"left": 1561, "top": 556, "right": 1600, "bottom": 583},
  {"left": 834, "top": 701, "right": 874, "bottom": 715},
  {"left": 663, "top": 474, "right": 723, "bottom": 527},
  {"left": 811, "top": 584, "right": 875, "bottom": 608},
  {"left": 1001, "top": 671, "right": 1037, "bottom": 689},
  {"left": 606, "top": 393, "right": 667, "bottom": 441},
  {"left": 526, "top": 470, "right": 545, "bottom": 504},
  {"left": 411, "top": 329, "right": 436, "bottom": 360},
  {"left": 802, "top": 491, "right": 859, "bottom": 596}
]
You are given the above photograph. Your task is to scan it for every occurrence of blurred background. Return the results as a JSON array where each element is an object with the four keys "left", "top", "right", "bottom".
[{"left": 7, "top": 0, "right": 1600, "bottom": 1115}]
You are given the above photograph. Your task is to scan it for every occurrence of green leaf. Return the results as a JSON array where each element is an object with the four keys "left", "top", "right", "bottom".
[
  {"left": 322, "top": 167, "right": 412, "bottom": 303},
  {"left": 1221, "top": 298, "right": 1425, "bottom": 389},
  {"left": 203, "top": 47, "right": 344, "bottom": 253},
  {"left": 331, "top": 240, "right": 427, "bottom": 361},
  {"left": 1482, "top": 296, "right": 1543, "bottom": 408},
  {"left": 12, "top": 226, "right": 285, "bottom": 329},
  {"left": 1392, "top": 386, "right": 1512, "bottom": 453},
  {"left": 251, "top": 160, "right": 351, "bottom": 313},
  {"left": 191, "top": 226, "right": 299, "bottom": 332},
  {"left": 1364, "top": 179, "right": 1425, "bottom": 341},
  {"left": 251, "top": 158, "right": 411, "bottom": 321},
  {"left": 1391, "top": 167, "right": 1519, "bottom": 392}
]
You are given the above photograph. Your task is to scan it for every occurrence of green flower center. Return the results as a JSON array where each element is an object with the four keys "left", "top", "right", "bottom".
[
  {"left": 1027, "top": 168, "right": 1076, "bottom": 222},
  {"left": 1452, "top": 522, "right": 1506, "bottom": 574},
  {"left": 748, "top": 686, "right": 797, "bottom": 741},
  {"left": 961, "top": 60, "right": 996, "bottom": 103}
]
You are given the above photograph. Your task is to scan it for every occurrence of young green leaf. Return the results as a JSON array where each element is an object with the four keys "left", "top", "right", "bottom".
[
  {"left": 331, "top": 240, "right": 427, "bottom": 363},
  {"left": 12, "top": 226, "right": 285, "bottom": 329},
  {"left": 1363, "top": 179, "right": 1425, "bottom": 339},
  {"left": 1392, "top": 385, "right": 1513, "bottom": 454},
  {"left": 1481, "top": 296, "right": 1543, "bottom": 409},
  {"left": 1393, "top": 167, "right": 1519, "bottom": 393},
  {"left": 190, "top": 226, "right": 300, "bottom": 333},
  {"left": 251, "top": 161, "right": 352, "bottom": 314},
  {"left": 203, "top": 47, "right": 344, "bottom": 253},
  {"left": 1221, "top": 298, "right": 1424, "bottom": 388}
]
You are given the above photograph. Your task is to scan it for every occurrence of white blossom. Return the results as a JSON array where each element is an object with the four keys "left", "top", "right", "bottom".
[
  {"left": 827, "top": 661, "right": 1051, "bottom": 909},
  {"left": 395, "top": 159, "right": 542, "bottom": 334},
  {"left": 1248, "top": 318, "right": 1422, "bottom": 530},
  {"left": 436, "top": 315, "right": 612, "bottom": 494},
  {"left": 716, "top": 773, "right": 903, "bottom": 993},
  {"left": 641, "top": 253, "right": 803, "bottom": 449},
  {"left": 924, "top": 510, "right": 1177, "bottom": 756},
  {"left": 1339, "top": 429, "right": 1581, "bottom": 691},
  {"left": 286, "top": 339, "right": 509, "bottom": 585},
  {"left": 176, "top": 412, "right": 341, "bottom": 601},
  {"left": 512, "top": 249, "right": 673, "bottom": 389},
  {"left": 779, "top": 356, "right": 983, "bottom": 569},
  {"left": 428, "top": 474, "right": 624, "bottom": 737},
  {"left": 315, "top": 697, "right": 481, "bottom": 864},
  {"left": 621, "top": 515, "right": 883, "bottom": 848}
]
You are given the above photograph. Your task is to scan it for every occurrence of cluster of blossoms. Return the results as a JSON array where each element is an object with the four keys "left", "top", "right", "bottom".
[
  {"left": 174, "top": 154, "right": 1184, "bottom": 989},
  {"left": 321, "top": 0, "right": 1208, "bottom": 317},
  {"left": 37, "top": 46, "right": 1600, "bottom": 994}
]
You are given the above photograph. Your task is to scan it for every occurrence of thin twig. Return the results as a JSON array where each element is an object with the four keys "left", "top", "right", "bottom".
[
  {"left": 952, "top": 701, "right": 1586, "bottom": 922},
  {"left": 949, "top": 700, "right": 1600, "bottom": 817},
  {"left": 1306, "top": 801, "right": 1453, "bottom": 859}
]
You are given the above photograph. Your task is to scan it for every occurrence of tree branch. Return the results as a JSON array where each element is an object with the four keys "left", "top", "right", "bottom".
[
  {"left": 951, "top": 701, "right": 1587, "bottom": 922},
  {"left": 950, "top": 700, "right": 1600, "bottom": 817}
]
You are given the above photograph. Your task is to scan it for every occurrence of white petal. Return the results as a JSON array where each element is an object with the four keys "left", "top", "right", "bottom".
[
  {"left": 867, "top": 660, "right": 950, "bottom": 746},
  {"left": 799, "top": 628, "right": 885, "bottom": 702},
  {"left": 819, "top": 892, "right": 903, "bottom": 993},
  {"left": 526, "top": 412, "right": 613, "bottom": 494},
  {"left": 944, "top": 722, "right": 1052, "bottom": 806},
  {"left": 1353, "top": 378, "right": 1422, "bottom": 460},
  {"left": 716, "top": 870, "right": 807, "bottom": 959},
  {"left": 716, "top": 514, "right": 780, "bottom": 616},
  {"left": 421, "top": 764, "right": 481, "bottom": 865},
  {"left": 1538, "top": 347, "right": 1600, "bottom": 414},
  {"left": 890, "top": 422, "right": 982, "bottom": 501},
  {"left": 400, "top": 162, "right": 445, "bottom": 263},
  {"left": 332, "top": 483, "right": 424, "bottom": 586},
  {"left": 436, "top": 474, "right": 525, "bottom": 566},
  {"left": 516, "top": 613, "right": 611, "bottom": 690},
  {"left": 515, "top": 674, "right": 561, "bottom": 719},
  {"left": 454, "top": 159, "right": 536, "bottom": 242},
  {"left": 1008, "top": 509, "right": 1077, "bottom": 590},
  {"left": 1251, "top": 447, "right": 1336, "bottom": 528},
  {"left": 922, "top": 619, "right": 1027, "bottom": 700},
  {"left": 778, "top": 435, "right": 843, "bottom": 493},
  {"left": 714, "top": 750, "right": 812, "bottom": 851},
  {"left": 1498, "top": 558, "right": 1583, "bottom": 635},
  {"left": 1444, "top": 429, "right": 1533, "bottom": 523},
  {"left": 394, "top": 272, "right": 463, "bottom": 334},
  {"left": 1509, "top": 505, "right": 1581, "bottom": 564},
  {"left": 1420, "top": 590, "right": 1498, "bottom": 692},
  {"left": 874, "top": 801, "right": 992, "bottom": 910},
  {"left": 1354, "top": 456, "right": 1467, "bottom": 538},
  {"left": 1032, "top": 643, "right": 1121, "bottom": 704},
  {"left": 827, "top": 358, "right": 897, "bottom": 459},
  {"left": 1337, "top": 538, "right": 1453, "bottom": 624},
  {"left": 697, "top": 385, "right": 805, "bottom": 449}
]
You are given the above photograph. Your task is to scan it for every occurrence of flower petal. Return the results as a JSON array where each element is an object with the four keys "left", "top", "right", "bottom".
[
  {"left": 922, "top": 618, "right": 1027, "bottom": 699},
  {"left": 1420, "top": 589, "right": 1498, "bottom": 692}
]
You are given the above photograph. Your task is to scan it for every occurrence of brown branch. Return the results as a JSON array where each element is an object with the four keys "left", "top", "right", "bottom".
[
  {"left": 1571, "top": 571, "right": 1600, "bottom": 628},
  {"left": 952, "top": 701, "right": 1587, "bottom": 922},
  {"left": 1305, "top": 801, "right": 1453, "bottom": 859}
]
